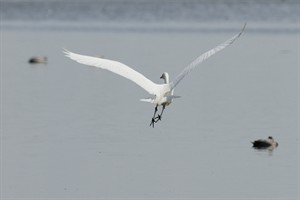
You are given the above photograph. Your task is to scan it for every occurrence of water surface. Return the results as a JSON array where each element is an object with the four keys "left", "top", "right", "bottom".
[{"left": 1, "top": 0, "right": 299, "bottom": 199}]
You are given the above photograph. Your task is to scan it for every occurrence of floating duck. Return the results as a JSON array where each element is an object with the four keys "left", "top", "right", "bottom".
[
  {"left": 252, "top": 136, "right": 278, "bottom": 149},
  {"left": 28, "top": 56, "right": 47, "bottom": 64}
]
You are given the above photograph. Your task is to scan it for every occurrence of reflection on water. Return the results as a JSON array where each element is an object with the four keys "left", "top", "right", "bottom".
[{"left": 252, "top": 145, "right": 278, "bottom": 156}]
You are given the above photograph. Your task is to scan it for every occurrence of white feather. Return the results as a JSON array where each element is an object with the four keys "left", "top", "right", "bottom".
[
  {"left": 63, "top": 49, "right": 160, "bottom": 95},
  {"left": 170, "top": 23, "right": 246, "bottom": 89},
  {"left": 63, "top": 23, "right": 246, "bottom": 107}
]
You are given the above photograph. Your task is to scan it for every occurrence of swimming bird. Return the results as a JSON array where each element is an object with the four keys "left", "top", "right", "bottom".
[
  {"left": 252, "top": 136, "right": 279, "bottom": 149},
  {"left": 28, "top": 56, "right": 47, "bottom": 64},
  {"left": 64, "top": 23, "right": 246, "bottom": 127}
]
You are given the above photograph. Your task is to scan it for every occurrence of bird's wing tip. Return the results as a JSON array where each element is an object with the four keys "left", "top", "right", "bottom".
[
  {"left": 239, "top": 22, "right": 247, "bottom": 36},
  {"left": 241, "top": 22, "right": 247, "bottom": 32},
  {"left": 62, "top": 48, "right": 72, "bottom": 58}
]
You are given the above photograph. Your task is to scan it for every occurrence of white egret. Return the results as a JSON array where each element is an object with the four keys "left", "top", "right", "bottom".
[{"left": 64, "top": 23, "right": 246, "bottom": 127}]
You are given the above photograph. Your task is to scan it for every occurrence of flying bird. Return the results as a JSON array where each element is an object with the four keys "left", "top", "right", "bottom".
[{"left": 64, "top": 23, "right": 246, "bottom": 127}]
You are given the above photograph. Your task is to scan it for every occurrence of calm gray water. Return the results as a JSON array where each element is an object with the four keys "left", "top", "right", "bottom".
[{"left": 1, "top": 0, "right": 299, "bottom": 199}]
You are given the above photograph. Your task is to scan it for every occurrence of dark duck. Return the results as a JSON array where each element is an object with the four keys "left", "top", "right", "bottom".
[{"left": 252, "top": 136, "right": 278, "bottom": 149}]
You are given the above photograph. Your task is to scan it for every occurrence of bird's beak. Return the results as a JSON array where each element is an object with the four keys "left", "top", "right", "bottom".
[{"left": 160, "top": 75, "right": 163, "bottom": 79}]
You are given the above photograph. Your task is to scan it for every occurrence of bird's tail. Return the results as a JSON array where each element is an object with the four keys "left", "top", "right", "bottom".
[
  {"left": 166, "top": 95, "right": 181, "bottom": 100},
  {"left": 140, "top": 95, "right": 181, "bottom": 103},
  {"left": 140, "top": 97, "right": 155, "bottom": 103}
]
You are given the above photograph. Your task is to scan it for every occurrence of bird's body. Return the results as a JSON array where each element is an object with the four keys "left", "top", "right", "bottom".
[
  {"left": 29, "top": 56, "right": 47, "bottom": 64},
  {"left": 140, "top": 72, "right": 176, "bottom": 106},
  {"left": 64, "top": 23, "right": 246, "bottom": 127},
  {"left": 252, "top": 136, "right": 279, "bottom": 149}
]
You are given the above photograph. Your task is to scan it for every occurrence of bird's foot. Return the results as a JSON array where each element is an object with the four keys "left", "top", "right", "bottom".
[
  {"left": 150, "top": 118, "right": 156, "bottom": 128},
  {"left": 150, "top": 114, "right": 163, "bottom": 128},
  {"left": 155, "top": 114, "right": 162, "bottom": 121}
]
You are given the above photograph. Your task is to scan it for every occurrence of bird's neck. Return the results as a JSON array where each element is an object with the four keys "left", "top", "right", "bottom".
[{"left": 163, "top": 73, "right": 170, "bottom": 84}]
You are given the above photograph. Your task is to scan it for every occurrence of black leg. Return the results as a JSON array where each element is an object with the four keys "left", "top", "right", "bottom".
[
  {"left": 150, "top": 105, "right": 158, "bottom": 128},
  {"left": 155, "top": 105, "right": 165, "bottom": 122}
]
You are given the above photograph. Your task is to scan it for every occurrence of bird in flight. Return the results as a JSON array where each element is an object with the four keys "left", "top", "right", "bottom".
[{"left": 64, "top": 23, "right": 246, "bottom": 127}]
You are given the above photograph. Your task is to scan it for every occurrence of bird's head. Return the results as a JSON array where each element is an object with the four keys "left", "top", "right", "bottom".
[
  {"left": 268, "top": 136, "right": 274, "bottom": 140},
  {"left": 267, "top": 136, "right": 276, "bottom": 144},
  {"left": 160, "top": 72, "right": 170, "bottom": 84}
]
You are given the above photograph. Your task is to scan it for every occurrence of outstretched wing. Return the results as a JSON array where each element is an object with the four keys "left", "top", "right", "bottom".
[
  {"left": 64, "top": 50, "right": 159, "bottom": 95},
  {"left": 170, "top": 23, "right": 246, "bottom": 89}
]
